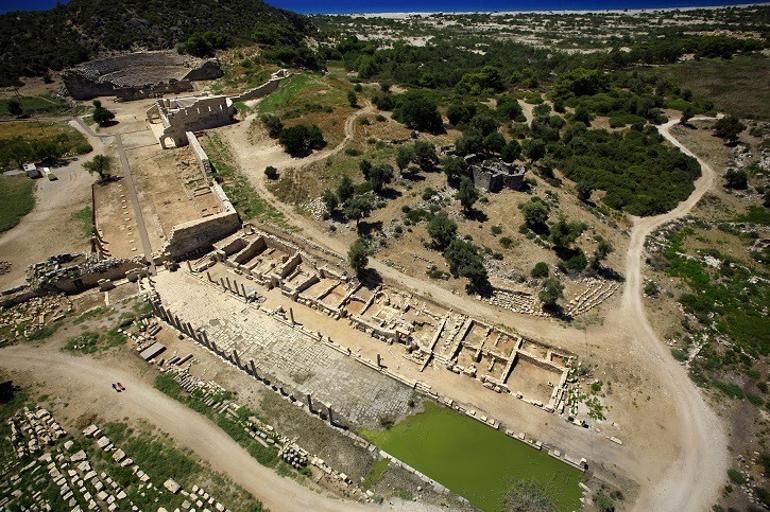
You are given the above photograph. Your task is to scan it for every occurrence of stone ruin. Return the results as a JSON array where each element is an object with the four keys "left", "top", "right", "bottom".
[
  {"left": 189, "top": 227, "right": 574, "bottom": 414},
  {"left": 469, "top": 157, "right": 527, "bottom": 192},
  {"left": 62, "top": 51, "right": 222, "bottom": 101},
  {"left": 147, "top": 95, "right": 235, "bottom": 149}
]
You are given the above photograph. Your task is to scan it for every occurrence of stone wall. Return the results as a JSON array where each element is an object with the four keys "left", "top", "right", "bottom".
[
  {"left": 230, "top": 78, "right": 281, "bottom": 103},
  {"left": 230, "top": 69, "right": 288, "bottom": 103},
  {"left": 187, "top": 132, "right": 212, "bottom": 175},
  {"left": 154, "top": 140, "right": 241, "bottom": 262},
  {"left": 149, "top": 96, "right": 235, "bottom": 148},
  {"left": 158, "top": 211, "right": 240, "bottom": 262}
]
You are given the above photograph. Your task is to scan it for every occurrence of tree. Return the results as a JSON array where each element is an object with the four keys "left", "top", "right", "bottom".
[
  {"left": 533, "top": 103, "right": 551, "bottom": 119},
  {"left": 413, "top": 140, "right": 437, "bottom": 170},
  {"left": 264, "top": 166, "right": 278, "bottom": 180},
  {"left": 359, "top": 159, "right": 372, "bottom": 180},
  {"left": 525, "top": 139, "right": 546, "bottom": 162},
  {"left": 573, "top": 106, "right": 592, "bottom": 126},
  {"left": 92, "top": 101, "right": 115, "bottom": 127},
  {"left": 549, "top": 216, "right": 586, "bottom": 251},
  {"left": 396, "top": 145, "right": 414, "bottom": 170},
  {"left": 456, "top": 177, "right": 479, "bottom": 214},
  {"left": 447, "top": 103, "right": 476, "bottom": 126},
  {"left": 714, "top": 116, "right": 745, "bottom": 144},
  {"left": 443, "top": 238, "right": 488, "bottom": 291},
  {"left": 497, "top": 96, "right": 524, "bottom": 121},
  {"left": 321, "top": 189, "right": 338, "bottom": 214},
  {"left": 724, "top": 168, "right": 748, "bottom": 190},
  {"left": 393, "top": 91, "right": 443, "bottom": 133},
  {"left": 278, "top": 124, "right": 325, "bottom": 156},
  {"left": 539, "top": 278, "right": 564, "bottom": 310},
  {"left": 531, "top": 262, "right": 549, "bottom": 278},
  {"left": 83, "top": 154, "right": 113, "bottom": 182},
  {"left": 484, "top": 132, "right": 506, "bottom": 154},
  {"left": 519, "top": 198, "right": 550, "bottom": 231},
  {"left": 337, "top": 175, "right": 355, "bottom": 203},
  {"left": 442, "top": 156, "right": 467, "bottom": 183},
  {"left": 367, "top": 164, "right": 394, "bottom": 194},
  {"left": 344, "top": 193, "right": 375, "bottom": 226},
  {"left": 348, "top": 238, "right": 370, "bottom": 277},
  {"left": 347, "top": 90, "right": 358, "bottom": 108},
  {"left": 7, "top": 99, "right": 22, "bottom": 117},
  {"left": 576, "top": 181, "right": 594, "bottom": 202},
  {"left": 501, "top": 140, "right": 521, "bottom": 163},
  {"left": 680, "top": 108, "right": 694, "bottom": 126},
  {"left": 591, "top": 237, "right": 614, "bottom": 269},
  {"left": 427, "top": 211, "right": 457, "bottom": 250},
  {"left": 261, "top": 114, "right": 283, "bottom": 138}
]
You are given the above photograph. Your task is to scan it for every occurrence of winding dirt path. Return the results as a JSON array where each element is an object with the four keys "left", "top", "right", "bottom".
[
  {"left": 622, "top": 117, "right": 727, "bottom": 511},
  {"left": 0, "top": 345, "right": 437, "bottom": 512}
]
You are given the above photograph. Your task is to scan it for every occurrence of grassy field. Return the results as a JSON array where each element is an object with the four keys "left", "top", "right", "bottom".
[
  {"left": 90, "top": 422, "right": 266, "bottom": 511},
  {"left": 71, "top": 206, "right": 93, "bottom": 240},
  {"left": 362, "top": 402, "right": 583, "bottom": 512},
  {"left": 0, "top": 95, "right": 70, "bottom": 117},
  {"left": 0, "top": 174, "right": 35, "bottom": 232},
  {"left": 0, "top": 121, "right": 92, "bottom": 170},
  {"left": 655, "top": 56, "right": 770, "bottom": 120},
  {"left": 200, "top": 132, "right": 286, "bottom": 225}
]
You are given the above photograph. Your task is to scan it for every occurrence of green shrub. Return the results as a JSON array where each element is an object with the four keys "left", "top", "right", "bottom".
[{"left": 531, "top": 262, "right": 549, "bottom": 278}]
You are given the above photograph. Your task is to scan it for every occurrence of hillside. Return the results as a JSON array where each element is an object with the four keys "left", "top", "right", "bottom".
[{"left": 0, "top": 0, "right": 311, "bottom": 86}]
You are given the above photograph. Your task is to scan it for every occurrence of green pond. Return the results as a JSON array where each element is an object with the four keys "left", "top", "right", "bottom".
[{"left": 362, "top": 403, "right": 583, "bottom": 512}]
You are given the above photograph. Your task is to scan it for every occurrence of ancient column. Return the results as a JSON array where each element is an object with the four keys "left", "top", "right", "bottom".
[
  {"left": 306, "top": 393, "right": 314, "bottom": 413},
  {"left": 288, "top": 307, "right": 295, "bottom": 325}
]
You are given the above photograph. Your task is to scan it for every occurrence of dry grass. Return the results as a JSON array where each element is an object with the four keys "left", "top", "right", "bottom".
[{"left": 657, "top": 55, "right": 770, "bottom": 120}]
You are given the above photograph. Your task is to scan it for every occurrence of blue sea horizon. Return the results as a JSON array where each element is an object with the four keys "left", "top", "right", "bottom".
[
  {"left": 267, "top": 0, "right": 766, "bottom": 14},
  {"left": 0, "top": 0, "right": 766, "bottom": 14}
]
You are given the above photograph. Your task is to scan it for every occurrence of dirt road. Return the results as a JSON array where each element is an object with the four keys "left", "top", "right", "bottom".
[
  {"left": 0, "top": 120, "right": 101, "bottom": 290},
  {"left": 0, "top": 344, "right": 437, "bottom": 512},
  {"left": 621, "top": 117, "right": 727, "bottom": 512}
]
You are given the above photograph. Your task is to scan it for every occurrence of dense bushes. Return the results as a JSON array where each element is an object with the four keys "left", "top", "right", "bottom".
[
  {"left": 0, "top": 0, "right": 311, "bottom": 86},
  {"left": 554, "top": 126, "right": 701, "bottom": 215},
  {"left": 0, "top": 134, "right": 92, "bottom": 170},
  {"left": 391, "top": 91, "right": 444, "bottom": 133}
]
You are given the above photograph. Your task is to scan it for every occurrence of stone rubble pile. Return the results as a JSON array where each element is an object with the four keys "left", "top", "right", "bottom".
[
  {"left": 484, "top": 288, "right": 537, "bottom": 315},
  {"left": 0, "top": 294, "right": 72, "bottom": 343},
  {"left": 7, "top": 406, "right": 67, "bottom": 459}
]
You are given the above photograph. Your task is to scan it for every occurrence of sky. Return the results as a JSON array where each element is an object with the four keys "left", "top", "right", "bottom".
[{"left": 0, "top": 0, "right": 765, "bottom": 14}]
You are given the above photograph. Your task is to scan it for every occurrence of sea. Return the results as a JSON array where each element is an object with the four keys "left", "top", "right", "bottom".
[
  {"left": 1, "top": 0, "right": 765, "bottom": 14},
  {"left": 267, "top": 0, "right": 766, "bottom": 14}
]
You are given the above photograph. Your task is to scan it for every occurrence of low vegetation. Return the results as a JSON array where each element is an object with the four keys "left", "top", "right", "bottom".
[
  {"left": 0, "top": 175, "right": 35, "bottom": 232},
  {"left": 0, "top": 121, "right": 92, "bottom": 171}
]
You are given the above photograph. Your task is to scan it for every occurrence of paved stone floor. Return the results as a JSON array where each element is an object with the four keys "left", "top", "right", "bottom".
[{"left": 154, "top": 271, "right": 414, "bottom": 425}]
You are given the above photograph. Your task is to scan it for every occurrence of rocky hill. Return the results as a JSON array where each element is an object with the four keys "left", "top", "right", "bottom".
[{"left": 0, "top": 0, "right": 310, "bottom": 86}]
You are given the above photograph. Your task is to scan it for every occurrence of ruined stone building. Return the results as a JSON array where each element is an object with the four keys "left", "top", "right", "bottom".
[
  {"left": 146, "top": 96, "right": 235, "bottom": 149},
  {"left": 470, "top": 158, "right": 527, "bottom": 192},
  {"left": 62, "top": 51, "right": 222, "bottom": 101}
]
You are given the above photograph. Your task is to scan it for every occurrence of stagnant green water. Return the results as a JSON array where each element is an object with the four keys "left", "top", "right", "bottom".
[{"left": 363, "top": 403, "right": 583, "bottom": 512}]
